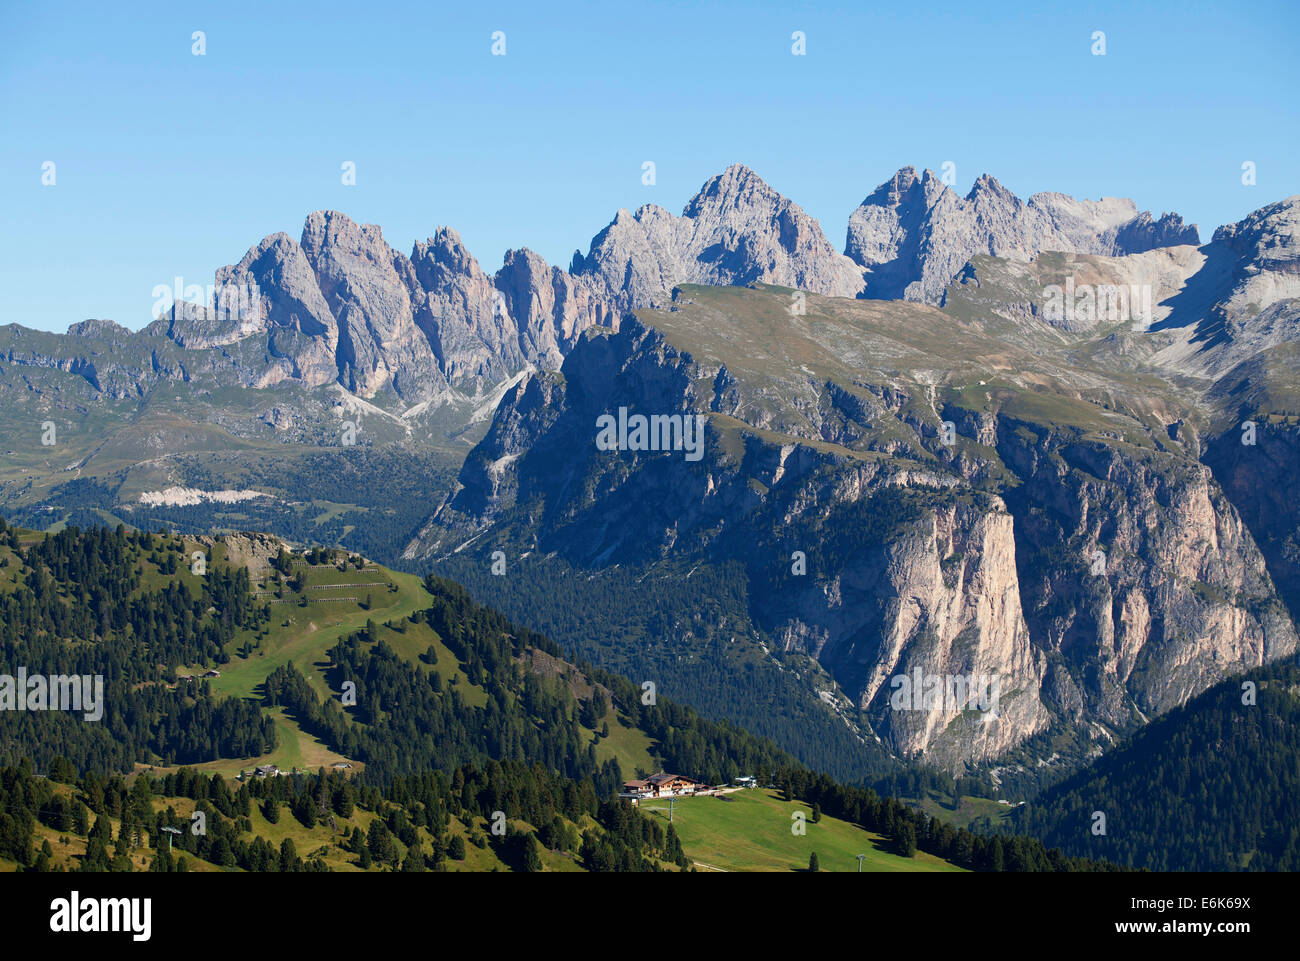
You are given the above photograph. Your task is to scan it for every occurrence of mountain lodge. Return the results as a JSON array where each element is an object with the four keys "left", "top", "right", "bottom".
[{"left": 621, "top": 772, "right": 705, "bottom": 799}]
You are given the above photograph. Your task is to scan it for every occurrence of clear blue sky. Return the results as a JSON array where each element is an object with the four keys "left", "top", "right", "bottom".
[{"left": 2, "top": 0, "right": 1296, "bottom": 332}]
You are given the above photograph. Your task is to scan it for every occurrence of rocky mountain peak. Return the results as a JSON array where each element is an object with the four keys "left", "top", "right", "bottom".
[
  {"left": 411, "top": 226, "right": 489, "bottom": 289},
  {"left": 572, "top": 165, "right": 866, "bottom": 312},
  {"left": 858, "top": 166, "right": 923, "bottom": 208},
  {"left": 1212, "top": 194, "right": 1300, "bottom": 262},
  {"left": 967, "top": 172, "right": 1020, "bottom": 207},
  {"left": 891, "top": 164, "right": 923, "bottom": 190},
  {"left": 65, "top": 318, "right": 131, "bottom": 338},
  {"left": 847, "top": 166, "right": 1201, "bottom": 303},
  {"left": 231, "top": 231, "right": 298, "bottom": 268},
  {"left": 1173, "top": 195, "right": 1300, "bottom": 379},
  {"left": 684, "top": 162, "right": 774, "bottom": 212}
]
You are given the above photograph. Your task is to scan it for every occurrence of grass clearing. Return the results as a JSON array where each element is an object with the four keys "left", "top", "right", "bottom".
[{"left": 658, "top": 789, "right": 964, "bottom": 873}]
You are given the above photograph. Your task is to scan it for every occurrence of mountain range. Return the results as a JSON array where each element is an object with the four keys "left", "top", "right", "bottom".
[
  {"left": 2, "top": 162, "right": 1214, "bottom": 406},
  {"left": 2, "top": 163, "right": 1297, "bottom": 784}
]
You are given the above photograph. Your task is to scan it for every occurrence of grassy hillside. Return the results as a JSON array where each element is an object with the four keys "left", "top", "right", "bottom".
[
  {"left": 657, "top": 788, "right": 964, "bottom": 873},
  {"left": 3, "top": 773, "right": 968, "bottom": 875},
  {"left": 120, "top": 534, "right": 659, "bottom": 782},
  {"left": 3, "top": 776, "right": 590, "bottom": 874}
]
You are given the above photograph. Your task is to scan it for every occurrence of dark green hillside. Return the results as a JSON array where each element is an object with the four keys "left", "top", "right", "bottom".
[
  {"left": 0, "top": 758, "right": 687, "bottom": 873},
  {"left": 1011, "top": 662, "right": 1300, "bottom": 871},
  {"left": 0, "top": 518, "right": 275, "bottom": 773},
  {"left": 432, "top": 551, "right": 894, "bottom": 784}
]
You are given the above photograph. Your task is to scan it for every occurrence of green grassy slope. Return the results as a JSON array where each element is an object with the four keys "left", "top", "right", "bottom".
[{"left": 659, "top": 788, "right": 964, "bottom": 873}]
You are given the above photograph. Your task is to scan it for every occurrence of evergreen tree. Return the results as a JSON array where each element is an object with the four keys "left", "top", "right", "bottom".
[
  {"left": 279, "top": 837, "right": 299, "bottom": 872},
  {"left": 401, "top": 849, "right": 426, "bottom": 872},
  {"left": 896, "top": 822, "right": 917, "bottom": 858},
  {"left": 522, "top": 832, "right": 543, "bottom": 872}
]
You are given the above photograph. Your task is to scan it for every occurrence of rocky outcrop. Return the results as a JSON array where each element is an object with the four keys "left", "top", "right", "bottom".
[
  {"left": 164, "top": 212, "right": 617, "bottom": 402},
  {"left": 846, "top": 166, "right": 1199, "bottom": 303},
  {"left": 571, "top": 163, "right": 866, "bottom": 312},
  {"left": 997, "top": 420, "right": 1296, "bottom": 728},
  {"left": 193, "top": 531, "right": 290, "bottom": 576}
]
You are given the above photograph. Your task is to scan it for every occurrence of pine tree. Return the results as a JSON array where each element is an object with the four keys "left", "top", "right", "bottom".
[
  {"left": 522, "top": 832, "right": 543, "bottom": 872},
  {"left": 896, "top": 821, "right": 917, "bottom": 858},
  {"left": 81, "top": 836, "right": 110, "bottom": 872},
  {"left": 988, "top": 836, "right": 1004, "bottom": 872},
  {"left": 808, "top": 851, "right": 819, "bottom": 872},
  {"left": 402, "top": 850, "right": 426, "bottom": 872},
  {"left": 294, "top": 792, "right": 316, "bottom": 829},
  {"left": 279, "top": 837, "right": 299, "bottom": 872}
]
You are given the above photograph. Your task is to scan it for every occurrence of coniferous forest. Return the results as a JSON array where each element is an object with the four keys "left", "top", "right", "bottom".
[
  {"left": 0, "top": 521, "right": 1120, "bottom": 874},
  {"left": 0, "top": 519, "right": 275, "bottom": 773},
  {"left": 1012, "top": 663, "right": 1300, "bottom": 872}
]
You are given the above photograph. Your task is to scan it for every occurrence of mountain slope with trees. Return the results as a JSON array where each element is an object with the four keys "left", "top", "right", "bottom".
[
  {"left": 1011, "top": 662, "right": 1300, "bottom": 871},
  {"left": 0, "top": 521, "right": 1116, "bottom": 873}
]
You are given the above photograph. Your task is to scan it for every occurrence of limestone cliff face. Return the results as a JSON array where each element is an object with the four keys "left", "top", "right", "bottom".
[
  {"left": 209, "top": 232, "right": 342, "bottom": 387},
  {"left": 495, "top": 248, "right": 617, "bottom": 371},
  {"left": 409, "top": 226, "right": 511, "bottom": 384},
  {"left": 997, "top": 421, "right": 1297, "bottom": 726},
  {"left": 166, "top": 211, "right": 617, "bottom": 402},
  {"left": 768, "top": 497, "right": 1049, "bottom": 766},
  {"left": 298, "top": 211, "right": 440, "bottom": 399},
  {"left": 1203, "top": 421, "right": 1300, "bottom": 634}
]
